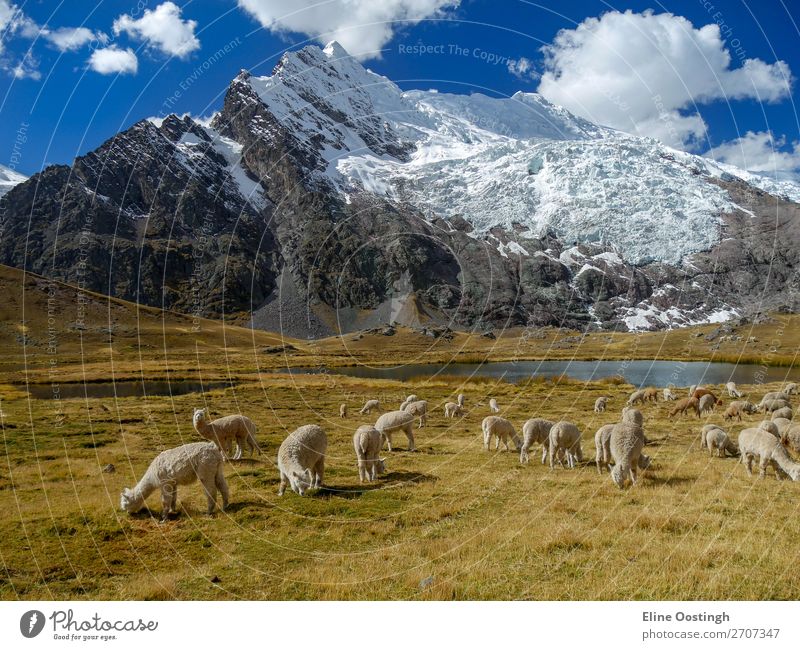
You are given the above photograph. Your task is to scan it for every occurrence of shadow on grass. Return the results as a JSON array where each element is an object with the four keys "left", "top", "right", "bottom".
[
  {"left": 224, "top": 500, "right": 273, "bottom": 513},
  {"left": 644, "top": 474, "right": 696, "bottom": 487},
  {"left": 317, "top": 471, "right": 438, "bottom": 499}
]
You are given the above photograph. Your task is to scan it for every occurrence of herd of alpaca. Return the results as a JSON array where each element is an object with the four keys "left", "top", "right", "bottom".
[{"left": 120, "top": 381, "right": 800, "bottom": 518}]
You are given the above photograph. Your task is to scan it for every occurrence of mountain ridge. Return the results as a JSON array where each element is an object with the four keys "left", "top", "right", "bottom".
[{"left": 1, "top": 42, "right": 799, "bottom": 336}]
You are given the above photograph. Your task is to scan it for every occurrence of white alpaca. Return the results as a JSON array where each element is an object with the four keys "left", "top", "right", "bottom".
[
  {"left": 520, "top": 418, "right": 555, "bottom": 464},
  {"left": 488, "top": 398, "right": 500, "bottom": 414},
  {"left": 457, "top": 393, "right": 465, "bottom": 407},
  {"left": 760, "top": 391, "right": 791, "bottom": 404},
  {"left": 772, "top": 417, "right": 793, "bottom": 437},
  {"left": 705, "top": 427, "right": 738, "bottom": 458},
  {"left": 700, "top": 423, "right": 721, "bottom": 449},
  {"left": 277, "top": 425, "right": 328, "bottom": 496},
  {"left": 781, "top": 425, "right": 800, "bottom": 455},
  {"left": 444, "top": 402, "right": 464, "bottom": 418},
  {"left": 353, "top": 425, "right": 386, "bottom": 483},
  {"left": 759, "top": 420, "right": 780, "bottom": 437},
  {"left": 192, "top": 408, "right": 261, "bottom": 460},
  {"left": 400, "top": 394, "right": 418, "bottom": 409},
  {"left": 784, "top": 383, "right": 798, "bottom": 395},
  {"left": 609, "top": 409, "right": 647, "bottom": 488},
  {"left": 739, "top": 427, "right": 800, "bottom": 480},
  {"left": 771, "top": 406, "right": 793, "bottom": 421},
  {"left": 759, "top": 398, "right": 791, "bottom": 414},
  {"left": 594, "top": 396, "right": 609, "bottom": 413},
  {"left": 594, "top": 424, "right": 615, "bottom": 473},
  {"left": 726, "top": 381, "right": 743, "bottom": 398},
  {"left": 120, "top": 442, "right": 228, "bottom": 520},
  {"left": 401, "top": 399, "right": 428, "bottom": 427},
  {"left": 698, "top": 394, "right": 717, "bottom": 416},
  {"left": 626, "top": 389, "right": 646, "bottom": 406},
  {"left": 482, "top": 416, "right": 521, "bottom": 452},
  {"left": 549, "top": 421, "right": 583, "bottom": 469},
  {"left": 359, "top": 399, "right": 380, "bottom": 415},
  {"left": 339, "top": 403, "right": 347, "bottom": 418},
  {"left": 662, "top": 388, "right": 677, "bottom": 401},
  {"left": 375, "top": 410, "right": 416, "bottom": 451}
]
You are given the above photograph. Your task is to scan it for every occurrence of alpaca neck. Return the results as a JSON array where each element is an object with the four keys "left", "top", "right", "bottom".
[
  {"left": 774, "top": 446, "right": 800, "bottom": 480},
  {"left": 194, "top": 418, "right": 213, "bottom": 438},
  {"left": 130, "top": 471, "right": 159, "bottom": 508}
]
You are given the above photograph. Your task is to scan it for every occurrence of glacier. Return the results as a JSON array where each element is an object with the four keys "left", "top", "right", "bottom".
[{"left": 239, "top": 41, "right": 800, "bottom": 266}]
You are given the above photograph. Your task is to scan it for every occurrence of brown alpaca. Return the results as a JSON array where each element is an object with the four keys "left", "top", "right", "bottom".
[
  {"left": 670, "top": 397, "right": 700, "bottom": 418},
  {"left": 724, "top": 403, "right": 743, "bottom": 422},
  {"left": 643, "top": 387, "right": 659, "bottom": 402},
  {"left": 692, "top": 388, "right": 720, "bottom": 403}
]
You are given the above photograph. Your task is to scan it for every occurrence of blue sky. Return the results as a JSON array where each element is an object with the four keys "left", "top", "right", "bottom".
[{"left": 1, "top": 0, "right": 799, "bottom": 178}]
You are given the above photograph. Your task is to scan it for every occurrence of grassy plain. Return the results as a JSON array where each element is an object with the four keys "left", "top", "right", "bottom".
[{"left": 1, "top": 265, "right": 799, "bottom": 600}]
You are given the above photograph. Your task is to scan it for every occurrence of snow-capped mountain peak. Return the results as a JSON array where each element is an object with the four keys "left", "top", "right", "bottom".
[
  {"left": 232, "top": 42, "right": 800, "bottom": 267},
  {"left": 0, "top": 165, "right": 27, "bottom": 198}
]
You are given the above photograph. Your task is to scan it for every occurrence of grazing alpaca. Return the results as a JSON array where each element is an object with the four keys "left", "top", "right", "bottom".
[
  {"left": 669, "top": 397, "right": 700, "bottom": 418},
  {"left": 278, "top": 425, "right": 328, "bottom": 496},
  {"left": 192, "top": 408, "right": 261, "bottom": 460},
  {"left": 120, "top": 442, "right": 228, "bottom": 520}
]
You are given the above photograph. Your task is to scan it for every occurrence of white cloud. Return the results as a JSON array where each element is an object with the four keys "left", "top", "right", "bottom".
[
  {"left": 706, "top": 131, "right": 800, "bottom": 180},
  {"left": 238, "top": 0, "right": 459, "bottom": 61},
  {"left": 88, "top": 45, "right": 138, "bottom": 75},
  {"left": 507, "top": 56, "right": 538, "bottom": 81},
  {"left": 113, "top": 1, "right": 200, "bottom": 58},
  {"left": 43, "top": 26, "right": 107, "bottom": 52},
  {"left": 536, "top": 10, "right": 792, "bottom": 149},
  {"left": 0, "top": 0, "right": 37, "bottom": 52}
]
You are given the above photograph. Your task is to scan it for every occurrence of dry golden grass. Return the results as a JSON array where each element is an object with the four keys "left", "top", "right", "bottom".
[
  {"left": 2, "top": 374, "right": 800, "bottom": 600},
  {"left": 1, "top": 264, "right": 800, "bottom": 600}
]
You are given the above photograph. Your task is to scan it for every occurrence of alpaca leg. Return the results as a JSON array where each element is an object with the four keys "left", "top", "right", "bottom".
[
  {"left": 358, "top": 459, "right": 367, "bottom": 483},
  {"left": 541, "top": 442, "right": 549, "bottom": 465},
  {"left": 630, "top": 466, "right": 638, "bottom": 486},
  {"left": 200, "top": 475, "right": 217, "bottom": 514},
  {"left": 161, "top": 483, "right": 176, "bottom": 520},
  {"left": 520, "top": 442, "right": 529, "bottom": 464},
  {"left": 758, "top": 458, "right": 768, "bottom": 479},
  {"left": 315, "top": 458, "right": 325, "bottom": 488},
  {"left": 385, "top": 433, "right": 393, "bottom": 452},
  {"left": 405, "top": 425, "right": 416, "bottom": 452},
  {"left": 495, "top": 436, "right": 500, "bottom": 451},
  {"left": 743, "top": 453, "right": 753, "bottom": 475},
  {"left": 278, "top": 472, "right": 288, "bottom": 496},
  {"left": 483, "top": 429, "right": 490, "bottom": 451},
  {"left": 216, "top": 465, "right": 229, "bottom": 511}
]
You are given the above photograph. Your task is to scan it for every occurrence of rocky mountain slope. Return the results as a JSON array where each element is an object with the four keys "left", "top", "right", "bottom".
[{"left": 1, "top": 42, "right": 799, "bottom": 336}]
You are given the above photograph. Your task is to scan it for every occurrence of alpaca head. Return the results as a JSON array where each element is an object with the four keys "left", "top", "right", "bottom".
[
  {"left": 375, "top": 458, "right": 387, "bottom": 475},
  {"left": 610, "top": 464, "right": 625, "bottom": 489},
  {"left": 120, "top": 487, "right": 142, "bottom": 513},
  {"left": 290, "top": 469, "right": 313, "bottom": 496},
  {"left": 192, "top": 408, "right": 208, "bottom": 427}
]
